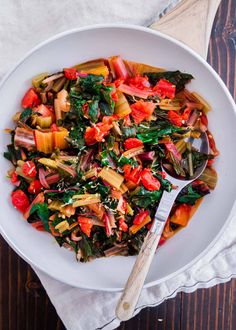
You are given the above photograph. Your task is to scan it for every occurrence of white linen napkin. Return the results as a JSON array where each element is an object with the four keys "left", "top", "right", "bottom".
[
  {"left": 1, "top": 1, "right": 236, "bottom": 329},
  {"left": 34, "top": 205, "right": 236, "bottom": 330}
]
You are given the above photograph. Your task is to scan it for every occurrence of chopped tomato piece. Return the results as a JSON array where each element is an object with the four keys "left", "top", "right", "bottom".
[
  {"left": 129, "top": 166, "right": 142, "bottom": 184},
  {"left": 158, "top": 171, "right": 167, "bottom": 179},
  {"left": 49, "top": 222, "right": 61, "bottom": 237},
  {"left": 133, "top": 210, "right": 149, "bottom": 225},
  {"left": 119, "top": 217, "right": 128, "bottom": 232},
  {"left": 124, "top": 164, "right": 142, "bottom": 184},
  {"left": 21, "top": 88, "right": 40, "bottom": 109},
  {"left": 51, "top": 123, "right": 58, "bottom": 132},
  {"left": 123, "top": 115, "right": 131, "bottom": 126},
  {"left": 163, "top": 218, "right": 174, "bottom": 238},
  {"left": 167, "top": 110, "right": 183, "bottom": 127},
  {"left": 124, "top": 138, "right": 143, "bottom": 150},
  {"left": 64, "top": 68, "right": 78, "bottom": 80},
  {"left": 130, "top": 100, "right": 156, "bottom": 124},
  {"left": 102, "top": 115, "right": 118, "bottom": 125},
  {"left": 207, "top": 159, "right": 214, "bottom": 166},
  {"left": 84, "top": 121, "right": 113, "bottom": 145},
  {"left": 111, "top": 89, "right": 118, "bottom": 102},
  {"left": 127, "top": 75, "right": 151, "bottom": 90},
  {"left": 170, "top": 204, "right": 191, "bottom": 226},
  {"left": 200, "top": 112, "right": 208, "bottom": 127},
  {"left": 207, "top": 131, "right": 219, "bottom": 156},
  {"left": 82, "top": 103, "right": 89, "bottom": 117},
  {"left": 114, "top": 78, "right": 125, "bottom": 88},
  {"left": 181, "top": 108, "right": 191, "bottom": 121},
  {"left": 77, "top": 216, "right": 93, "bottom": 237},
  {"left": 141, "top": 168, "right": 161, "bottom": 191},
  {"left": 11, "top": 189, "right": 30, "bottom": 213},
  {"left": 28, "top": 180, "right": 42, "bottom": 194},
  {"left": 117, "top": 196, "right": 128, "bottom": 214},
  {"left": 123, "top": 164, "right": 131, "bottom": 176},
  {"left": 158, "top": 236, "right": 166, "bottom": 246},
  {"left": 153, "top": 79, "right": 176, "bottom": 99},
  {"left": 111, "top": 190, "right": 122, "bottom": 200},
  {"left": 31, "top": 220, "right": 45, "bottom": 231},
  {"left": 22, "top": 161, "right": 37, "bottom": 178},
  {"left": 11, "top": 171, "right": 18, "bottom": 184}
]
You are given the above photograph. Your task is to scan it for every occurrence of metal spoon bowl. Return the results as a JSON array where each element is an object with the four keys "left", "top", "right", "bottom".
[{"left": 116, "top": 132, "right": 209, "bottom": 321}]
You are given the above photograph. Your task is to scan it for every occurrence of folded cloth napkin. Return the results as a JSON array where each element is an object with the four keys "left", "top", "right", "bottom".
[
  {"left": 35, "top": 205, "right": 236, "bottom": 330},
  {"left": 1, "top": 1, "right": 236, "bottom": 329}
]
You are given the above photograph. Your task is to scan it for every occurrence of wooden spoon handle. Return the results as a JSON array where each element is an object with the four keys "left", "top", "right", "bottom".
[
  {"left": 151, "top": 0, "right": 221, "bottom": 58},
  {"left": 116, "top": 231, "right": 160, "bottom": 321}
]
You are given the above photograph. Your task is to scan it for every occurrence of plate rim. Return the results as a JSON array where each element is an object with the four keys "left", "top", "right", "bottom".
[{"left": 0, "top": 23, "right": 236, "bottom": 291}]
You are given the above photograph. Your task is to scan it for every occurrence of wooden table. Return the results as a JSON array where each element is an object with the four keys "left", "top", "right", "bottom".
[{"left": 0, "top": 0, "right": 235, "bottom": 329}]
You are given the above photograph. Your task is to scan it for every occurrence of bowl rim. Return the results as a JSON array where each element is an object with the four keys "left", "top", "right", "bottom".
[{"left": 0, "top": 23, "right": 236, "bottom": 291}]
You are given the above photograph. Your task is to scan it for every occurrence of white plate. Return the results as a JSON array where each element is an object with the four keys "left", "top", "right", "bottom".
[{"left": 0, "top": 25, "right": 235, "bottom": 291}]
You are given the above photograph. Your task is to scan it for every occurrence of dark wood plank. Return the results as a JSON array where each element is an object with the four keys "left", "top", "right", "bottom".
[
  {"left": 0, "top": 0, "right": 235, "bottom": 330},
  {"left": 181, "top": 281, "right": 233, "bottom": 330},
  {"left": 230, "top": 279, "right": 236, "bottom": 330}
]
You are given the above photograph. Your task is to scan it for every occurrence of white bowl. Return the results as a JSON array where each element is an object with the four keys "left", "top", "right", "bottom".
[{"left": 0, "top": 24, "right": 235, "bottom": 291}]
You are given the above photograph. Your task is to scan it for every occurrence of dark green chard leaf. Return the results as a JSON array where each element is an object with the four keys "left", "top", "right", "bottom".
[
  {"left": 103, "top": 196, "right": 118, "bottom": 210},
  {"left": 20, "top": 108, "right": 32, "bottom": 123},
  {"left": 116, "top": 155, "right": 132, "bottom": 166},
  {"left": 68, "top": 240, "right": 78, "bottom": 254},
  {"left": 100, "top": 149, "right": 128, "bottom": 168},
  {"left": 61, "top": 190, "right": 77, "bottom": 204},
  {"left": 54, "top": 234, "right": 78, "bottom": 253},
  {"left": 154, "top": 173, "right": 172, "bottom": 192},
  {"left": 168, "top": 152, "right": 186, "bottom": 177},
  {"left": 137, "top": 121, "right": 181, "bottom": 144},
  {"left": 116, "top": 155, "right": 138, "bottom": 167},
  {"left": 55, "top": 236, "right": 66, "bottom": 246},
  {"left": 96, "top": 183, "right": 110, "bottom": 199},
  {"left": 44, "top": 189, "right": 79, "bottom": 202},
  {"left": 101, "top": 86, "right": 115, "bottom": 112},
  {"left": 137, "top": 130, "right": 159, "bottom": 144},
  {"left": 29, "top": 203, "right": 50, "bottom": 232},
  {"left": 88, "top": 98, "right": 99, "bottom": 123},
  {"left": 121, "top": 126, "right": 137, "bottom": 138},
  {"left": 100, "top": 150, "right": 110, "bottom": 166},
  {"left": 72, "top": 74, "right": 115, "bottom": 118},
  {"left": 106, "top": 135, "right": 115, "bottom": 149},
  {"left": 99, "top": 101, "right": 113, "bottom": 116},
  {"left": 68, "top": 126, "right": 85, "bottom": 149},
  {"left": 69, "top": 93, "right": 86, "bottom": 120},
  {"left": 100, "top": 149, "right": 117, "bottom": 167},
  {"left": 79, "top": 74, "right": 104, "bottom": 95},
  {"left": 191, "top": 150, "right": 213, "bottom": 169},
  {"left": 79, "top": 235, "right": 94, "bottom": 262},
  {"left": 131, "top": 186, "right": 162, "bottom": 208},
  {"left": 145, "top": 71, "right": 194, "bottom": 92},
  {"left": 17, "top": 177, "right": 29, "bottom": 193},
  {"left": 128, "top": 230, "right": 147, "bottom": 255},
  {"left": 4, "top": 144, "right": 22, "bottom": 165},
  {"left": 51, "top": 215, "right": 64, "bottom": 229},
  {"left": 176, "top": 185, "right": 202, "bottom": 205},
  {"left": 85, "top": 180, "right": 110, "bottom": 199},
  {"left": 92, "top": 228, "right": 114, "bottom": 250}
]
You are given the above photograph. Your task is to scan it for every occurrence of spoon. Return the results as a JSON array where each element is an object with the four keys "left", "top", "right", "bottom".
[{"left": 116, "top": 132, "right": 209, "bottom": 321}]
